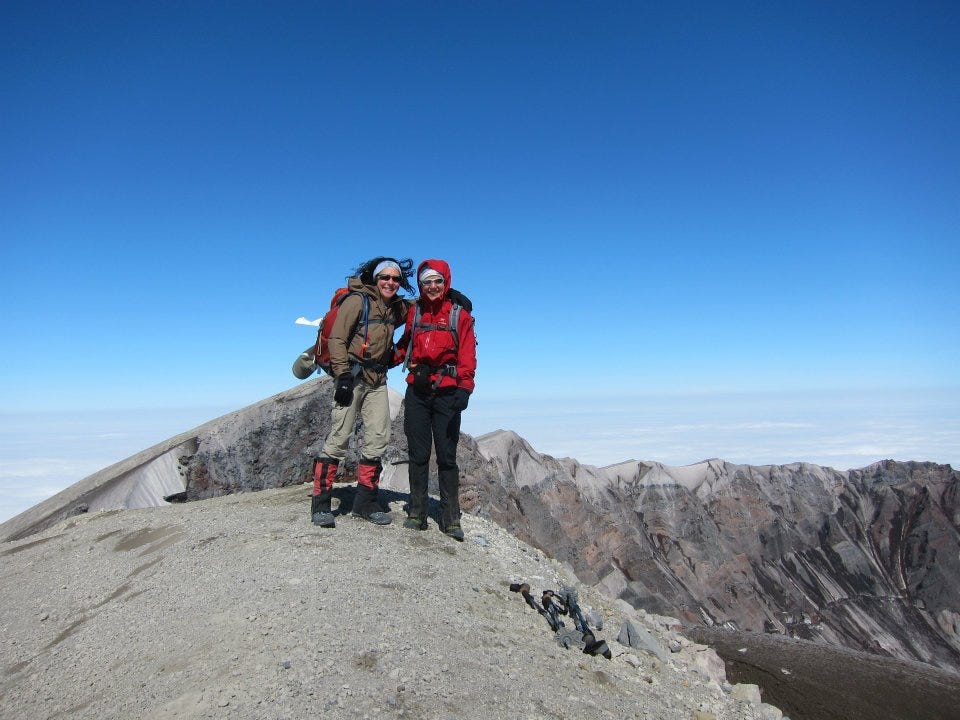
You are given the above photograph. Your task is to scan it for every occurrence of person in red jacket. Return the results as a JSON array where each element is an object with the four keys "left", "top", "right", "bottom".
[{"left": 397, "top": 259, "right": 476, "bottom": 540}]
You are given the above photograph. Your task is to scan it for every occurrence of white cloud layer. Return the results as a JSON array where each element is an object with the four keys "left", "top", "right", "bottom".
[
  {"left": 2, "top": 389, "right": 957, "bottom": 524},
  {"left": 0, "top": 407, "right": 230, "bottom": 524},
  {"left": 463, "top": 387, "right": 960, "bottom": 471}
]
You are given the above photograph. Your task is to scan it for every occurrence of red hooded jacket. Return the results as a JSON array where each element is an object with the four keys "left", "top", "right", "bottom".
[{"left": 397, "top": 259, "right": 476, "bottom": 393}]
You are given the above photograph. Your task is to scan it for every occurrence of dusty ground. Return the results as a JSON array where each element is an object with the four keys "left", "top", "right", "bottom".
[{"left": 1, "top": 485, "right": 777, "bottom": 720}]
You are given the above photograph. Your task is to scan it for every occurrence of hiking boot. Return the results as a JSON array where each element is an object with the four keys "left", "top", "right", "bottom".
[
  {"left": 403, "top": 516, "right": 427, "bottom": 531},
  {"left": 351, "top": 476, "right": 393, "bottom": 526},
  {"left": 361, "top": 510, "right": 393, "bottom": 526},
  {"left": 438, "top": 468, "right": 462, "bottom": 534},
  {"left": 310, "top": 493, "right": 335, "bottom": 528},
  {"left": 407, "top": 461, "right": 429, "bottom": 526},
  {"left": 311, "top": 509, "right": 336, "bottom": 528},
  {"left": 311, "top": 457, "right": 339, "bottom": 527},
  {"left": 444, "top": 523, "right": 465, "bottom": 542}
]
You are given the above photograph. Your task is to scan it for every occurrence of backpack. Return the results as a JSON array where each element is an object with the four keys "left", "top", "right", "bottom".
[
  {"left": 402, "top": 288, "right": 472, "bottom": 373},
  {"left": 293, "top": 286, "right": 388, "bottom": 379},
  {"left": 311, "top": 288, "right": 358, "bottom": 375}
]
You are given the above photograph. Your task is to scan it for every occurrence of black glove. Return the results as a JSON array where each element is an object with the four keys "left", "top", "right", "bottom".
[
  {"left": 451, "top": 388, "right": 470, "bottom": 411},
  {"left": 334, "top": 373, "right": 355, "bottom": 406}
]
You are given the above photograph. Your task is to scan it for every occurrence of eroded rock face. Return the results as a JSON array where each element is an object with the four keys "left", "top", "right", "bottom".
[
  {"left": 461, "top": 430, "right": 960, "bottom": 670},
  {"left": 181, "top": 378, "right": 408, "bottom": 499}
]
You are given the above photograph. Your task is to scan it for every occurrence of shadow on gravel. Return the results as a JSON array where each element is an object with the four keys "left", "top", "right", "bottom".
[
  {"left": 685, "top": 627, "right": 960, "bottom": 720},
  {"left": 342, "top": 486, "right": 449, "bottom": 529}
]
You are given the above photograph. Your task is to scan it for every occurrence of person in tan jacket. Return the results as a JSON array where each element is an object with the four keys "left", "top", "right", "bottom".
[{"left": 311, "top": 256, "right": 413, "bottom": 528}]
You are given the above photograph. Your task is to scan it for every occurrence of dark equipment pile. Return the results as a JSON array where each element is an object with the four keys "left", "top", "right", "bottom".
[{"left": 509, "top": 582, "right": 612, "bottom": 659}]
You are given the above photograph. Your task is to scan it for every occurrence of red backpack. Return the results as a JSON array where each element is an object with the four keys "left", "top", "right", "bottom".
[
  {"left": 292, "top": 286, "right": 385, "bottom": 379},
  {"left": 310, "top": 287, "right": 374, "bottom": 376}
]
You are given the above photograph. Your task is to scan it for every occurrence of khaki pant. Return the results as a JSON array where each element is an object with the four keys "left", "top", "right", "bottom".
[{"left": 322, "top": 381, "right": 391, "bottom": 460}]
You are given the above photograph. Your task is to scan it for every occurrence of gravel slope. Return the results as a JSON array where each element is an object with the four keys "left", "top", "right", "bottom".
[
  {"left": 686, "top": 627, "right": 960, "bottom": 720},
  {"left": 1, "top": 485, "right": 779, "bottom": 720}
]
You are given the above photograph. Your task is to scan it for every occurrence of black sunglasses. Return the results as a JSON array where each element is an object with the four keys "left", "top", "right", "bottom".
[{"left": 377, "top": 274, "right": 402, "bottom": 283}]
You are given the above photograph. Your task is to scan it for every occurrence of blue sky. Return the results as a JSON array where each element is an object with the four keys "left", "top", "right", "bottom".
[{"left": 2, "top": 2, "right": 958, "bottom": 521}]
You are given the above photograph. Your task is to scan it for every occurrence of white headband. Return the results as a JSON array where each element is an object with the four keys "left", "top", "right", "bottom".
[
  {"left": 419, "top": 268, "right": 443, "bottom": 283},
  {"left": 373, "top": 260, "right": 401, "bottom": 278}
]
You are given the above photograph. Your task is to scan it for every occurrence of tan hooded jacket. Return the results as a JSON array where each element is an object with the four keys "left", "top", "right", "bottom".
[{"left": 327, "top": 277, "right": 408, "bottom": 386}]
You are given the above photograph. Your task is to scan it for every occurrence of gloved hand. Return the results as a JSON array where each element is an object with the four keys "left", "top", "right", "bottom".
[
  {"left": 334, "top": 373, "right": 355, "bottom": 406},
  {"left": 451, "top": 388, "right": 470, "bottom": 411}
]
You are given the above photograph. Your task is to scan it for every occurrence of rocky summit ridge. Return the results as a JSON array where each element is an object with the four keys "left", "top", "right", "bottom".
[
  {"left": 3, "top": 484, "right": 783, "bottom": 720},
  {"left": 2, "top": 377, "right": 959, "bottom": 719}
]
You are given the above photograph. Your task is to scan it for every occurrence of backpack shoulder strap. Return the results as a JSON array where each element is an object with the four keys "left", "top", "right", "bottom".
[
  {"left": 402, "top": 302, "right": 423, "bottom": 372},
  {"left": 331, "top": 292, "right": 374, "bottom": 366},
  {"left": 448, "top": 304, "right": 461, "bottom": 352},
  {"left": 336, "top": 291, "right": 371, "bottom": 331},
  {"left": 356, "top": 293, "right": 372, "bottom": 354}
]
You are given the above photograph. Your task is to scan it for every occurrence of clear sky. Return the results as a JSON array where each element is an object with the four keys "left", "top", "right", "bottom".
[{"left": 2, "top": 2, "right": 959, "bottom": 521}]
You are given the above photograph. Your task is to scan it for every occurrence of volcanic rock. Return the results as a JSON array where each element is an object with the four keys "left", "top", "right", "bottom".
[
  {"left": 465, "top": 430, "right": 960, "bottom": 670},
  {"left": 4, "top": 375, "right": 959, "bottom": 720}
]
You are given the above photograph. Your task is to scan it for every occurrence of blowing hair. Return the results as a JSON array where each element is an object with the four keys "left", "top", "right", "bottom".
[{"left": 354, "top": 256, "right": 415, "bottom": 295}]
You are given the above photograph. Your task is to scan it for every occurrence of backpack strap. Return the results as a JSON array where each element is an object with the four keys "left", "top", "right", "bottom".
[
  {"left": 449, "top": 304, "right": 461, "bottom": 350},
  {"left": 402, "top": 302, "right": 423, "bottom": 372},
  {"left": 356, "top": 293, "right": 370, "bottom": 357},
  {"left": 342, "top": 293, "right": 393, "bottom": 372}
]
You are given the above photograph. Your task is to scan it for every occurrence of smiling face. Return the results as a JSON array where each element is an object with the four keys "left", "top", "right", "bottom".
[
  {"left": 419, "top": 274, "right": 445, "bottom": 301},
  {"left": 376, "top": 272, "right": 401, "bottom": 301}
]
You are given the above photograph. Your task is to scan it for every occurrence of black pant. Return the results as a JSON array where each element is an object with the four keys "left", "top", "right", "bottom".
[{"left": 404, "top": 385, "right": 461, "bottom": 528}]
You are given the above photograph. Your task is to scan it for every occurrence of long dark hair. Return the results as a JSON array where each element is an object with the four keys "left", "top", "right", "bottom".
[{"left": 354, "top": 256, "right": 415, "bottom": 295}]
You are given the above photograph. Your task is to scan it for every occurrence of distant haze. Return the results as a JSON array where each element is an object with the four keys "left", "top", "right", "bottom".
[
  {"left": 0, "top": 406, "right": 229, "bottom": 524},
  {"left": 2, "top": 386, "right": 956, "bottom": 524},
  {"left": 465, "top": 387, "right": 960, "bottom": 470}
]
